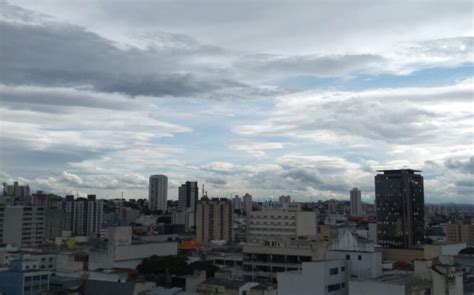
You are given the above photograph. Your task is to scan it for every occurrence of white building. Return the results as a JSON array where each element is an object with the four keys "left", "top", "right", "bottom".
[
  {"left": 243, "top": 193, "right": 252, "bottom": 214},
  {"left": 350, "top": 188, "right": 363, "bottom": 216},
  {"left": 279, "top": 195, "right": 291, "bottom": 209},
  {"left": 4, "top": 251, "right": 56, "bottom": 271},
  {"left": 149, "top": 175, "right": 168, "bottom": 211},
  {"left": 0, "top": 257, "right": 51, "bottom": 295},
  {"left": 349, "top": 271, "right": 432, "bottom": 295},
  {"left": 171, "top": 208, "right": 195, "bottom": 231},
  {"left": 246, "top": 208, "right": 317, "bottom": 243},
  {"left": 88, "top": 226, "right": 177, "bottom": 270},
  {"left": 242, "top": 239, "right": 328, "bottom": 283},
  {"left": 278, "top": 260, "right": 348, "bottom": 295},
  {"left": 64, "top": 195, "right": 104, "bottom": 237},
  {"left": 0, "top": 205, "right": 46, "bottom": 247}
]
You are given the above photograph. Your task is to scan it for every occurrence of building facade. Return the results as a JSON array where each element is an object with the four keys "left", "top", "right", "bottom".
[
  {"left": 64, "top": 195, "right": 104, "bottom": 237},
  {"left": 246, "top": 209, "right": 317, "bottom": 243},
  {"left": 242, "top": 239, "right": 327, "bottom": 283},
  {"left": 149, "top": 175, "right": 168, "bottom": 212},
  {"left": 278, "top": 260, "right": 348, "bottom": 295},
  {"left": 243, "top": 193, "right": 252, "bottom": 214},
  {"left": 196, "top": 197, "right": 233, "bottom": 243},
  {"left": 375, "top": 169, "right": 425, "bottom": 248},
  {"left": 447, "top": 217, "right": 474, "bottom": 246},
  {"left": 350, "top": 188, "right": 363, "bottom": 216},
  {"left": 0, "top": 205, "right": 45, "bottom": 247},
  {"left": 178, "top": 181, "right": 198, "bottom": 211}
]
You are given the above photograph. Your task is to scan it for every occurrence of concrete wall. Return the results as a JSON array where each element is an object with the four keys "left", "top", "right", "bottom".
[
  {"left": 327, "top": 250, "right": 382, "bottom": 279},
  {"left": 278, "top": 260, "right": 348, "bottom": 295}
]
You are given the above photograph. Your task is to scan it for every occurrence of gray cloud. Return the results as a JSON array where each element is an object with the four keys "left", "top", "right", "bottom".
[{"left": 445, "top": 156, "right": 474, "bottom": 174}]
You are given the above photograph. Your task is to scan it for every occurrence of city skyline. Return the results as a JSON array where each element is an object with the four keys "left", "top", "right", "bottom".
[{"left": 0, "top": 1, "right": 473, "bottom": 203}]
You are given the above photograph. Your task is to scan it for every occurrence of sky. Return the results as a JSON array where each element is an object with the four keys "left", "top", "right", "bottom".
[{"left": 0, "top": 0, "right": 473, "bottom": 203}]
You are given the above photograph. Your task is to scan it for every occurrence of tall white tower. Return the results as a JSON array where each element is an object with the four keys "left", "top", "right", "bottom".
[{"left": 149, "top": 175, "right": 168, "bottom": 211}]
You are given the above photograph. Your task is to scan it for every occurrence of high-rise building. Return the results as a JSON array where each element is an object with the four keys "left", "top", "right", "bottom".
[
  {"left": 63, "top": 195, "right": 104, "bottom": 236},
  {"left": 447, "top": 217, "right": 474, "bottom": 246},
  {"left": 0, "top": 205, "right": 46, "bottom": 247},
  {"left": 243, "top": 193, "right": 252, "bottom": 214},
  {"left": 178, "top": 181, "right": 198, "bottom": 212},
  {"left": 350, "top": 187, "right": 363, "bottom": 216},
  {"left": 196, "top": 197, "right": 233, "bottom": 243},
  {"left": 279, "top": 195, "right": 291, "bottom": 209},
  {"left": 2, "top": 181, "right": 30, "bottom": 205},
  {"left": 149, "top": 175, "right": 168, "bottom": 212},
  {"left": 233, "top": 195, "right": 242, "bottom": 211},
  {"left": 375, "top": 169, "right": 425, "bottom": 248}
]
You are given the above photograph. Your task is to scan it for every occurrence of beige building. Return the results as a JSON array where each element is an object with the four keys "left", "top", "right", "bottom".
[
  {"left": 196, "top": 197, "right": 233, "bottom": 243},
  {"left": 246, "top": 208, "right": 317, "bottom": 243},
  {"left": 447, "top": 219, "right": 474, "bottom": 246}
]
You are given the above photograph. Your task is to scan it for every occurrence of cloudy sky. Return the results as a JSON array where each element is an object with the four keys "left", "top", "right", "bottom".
[{"left": 0, "top": 0, "right": 473, "bottom": 203}]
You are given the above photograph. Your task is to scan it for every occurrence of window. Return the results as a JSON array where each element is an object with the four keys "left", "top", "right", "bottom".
[
  {"left": 341, "top": 267, "right": 345, "bottom": 272},
  {"left": 327, "top": 284, "right": 341, "bottom": 292},
  {"left": 341, "top": 283, "right": 345, "bottom": 288},
  {"left": 358, "top": 255, "right": 362, "bottom": 261},
  {"left": 346, "top": 254, "right": 350, "bottom": 260},
  {"left": 329, "top": 268, "right": 339, "bottom": 275}
]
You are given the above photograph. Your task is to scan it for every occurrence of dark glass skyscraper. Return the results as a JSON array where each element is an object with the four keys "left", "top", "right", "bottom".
[
  {"left": 178, "top": 181, "right": 198, "bottom": 212},
  {"left": 375, "top": 169, "right": 425, "bottom": 248}
]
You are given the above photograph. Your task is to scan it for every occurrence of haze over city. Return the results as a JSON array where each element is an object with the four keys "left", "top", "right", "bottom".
[{"left": 0, "top": 1, "right": 473, "bottom": 203}]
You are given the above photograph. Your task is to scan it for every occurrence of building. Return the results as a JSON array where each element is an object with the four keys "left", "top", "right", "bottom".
[
  {"left": 2, "top": 181, "right": 30, "bottom": 205},
  {"left": 326, "top": 230, "right": 382, "bottom": 280},
  {"left": 246, "top": 208, "right": 317, "bottom": 243},
  {"left": 233, "top": 195, "right": 242, "bottom": 211},
  {"left": 430, "top": 264, "right": 464, "bottom": 295},
  {"left": 447, "top": 217, "right": 474, "bottom": 246},
  {"left": 349, "top": 271, "right": 432, "bottom": 295},
  {"left": 278, "top": 260, "right": 348, "bottom": 295},
  {"left": 350, "top": 188, "right": 363, "bottom": 216},
  {"left": 31, "top": 191, "right": 61, "bottom": 208},
  {"left": 149, "top": 175, "right": 168, "bottom": 212},
  {"left": 0, "top": 205, "right": 46, "bottom": 247},
  {"left": 0, "top": 256, "right": 50, "bottom": 295},
  {"left": 171, "top": 208, "right": 195, "bottom": 232},
  {"left": 88, "top": 226, "right": 177, "bottom": 270},
  {"left": 4, "top": 250, "right": 56, "bottom": 271},
  {"left": 242, "top": 239, "right": 327, "bottom": 283},
  {"left": 64, "top": 195, "right": 104, "bottom": 236},
  {"left": 279, "top": 195, "right": 291, "bottom": 209},
  {"left": 197, "top": 278, "right": 260, "bottom": 295},
  {"left": 243, "top": 193, "right": 253, "bottom": 214},
  {"left": 45, "top": 208, "right": 70, "bottom": 239},
  {"left": 196, "top": 197, "right": 233, "bottom": 243},
  {"left": 178, "top": 181, "right": 198, "bottom": 212},
  {"left": 375, "top": 169, "right": 425, "bottom": 248}
]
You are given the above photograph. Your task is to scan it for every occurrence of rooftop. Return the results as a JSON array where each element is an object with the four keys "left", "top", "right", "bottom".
[{"left": 201, "top": 278, "right": 249, "bottom": 290}]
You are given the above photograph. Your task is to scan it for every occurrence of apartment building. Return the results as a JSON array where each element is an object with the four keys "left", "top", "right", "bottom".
[
  {"left": 246, "top": 208, "right": 317, "bottom": 243},
  {"left": 0, "top": 205, "right": 45, "bottom": 247},
  {"left": 196, "top": 197, "right": 233, "bottom": 243}
]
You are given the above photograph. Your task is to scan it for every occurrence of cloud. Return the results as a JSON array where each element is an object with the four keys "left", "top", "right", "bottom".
[
  {"left": 0, "top": 3, "right": 268, "bottom": 100},
  {"left": 229, "top": 141, "right": 285, "bottom": 157},
  {"left": 445, "top": 156, "right": 474, "bottom": 174},
  {"left": 235, "top": 79, "right": 473, "bottom": 146}
]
